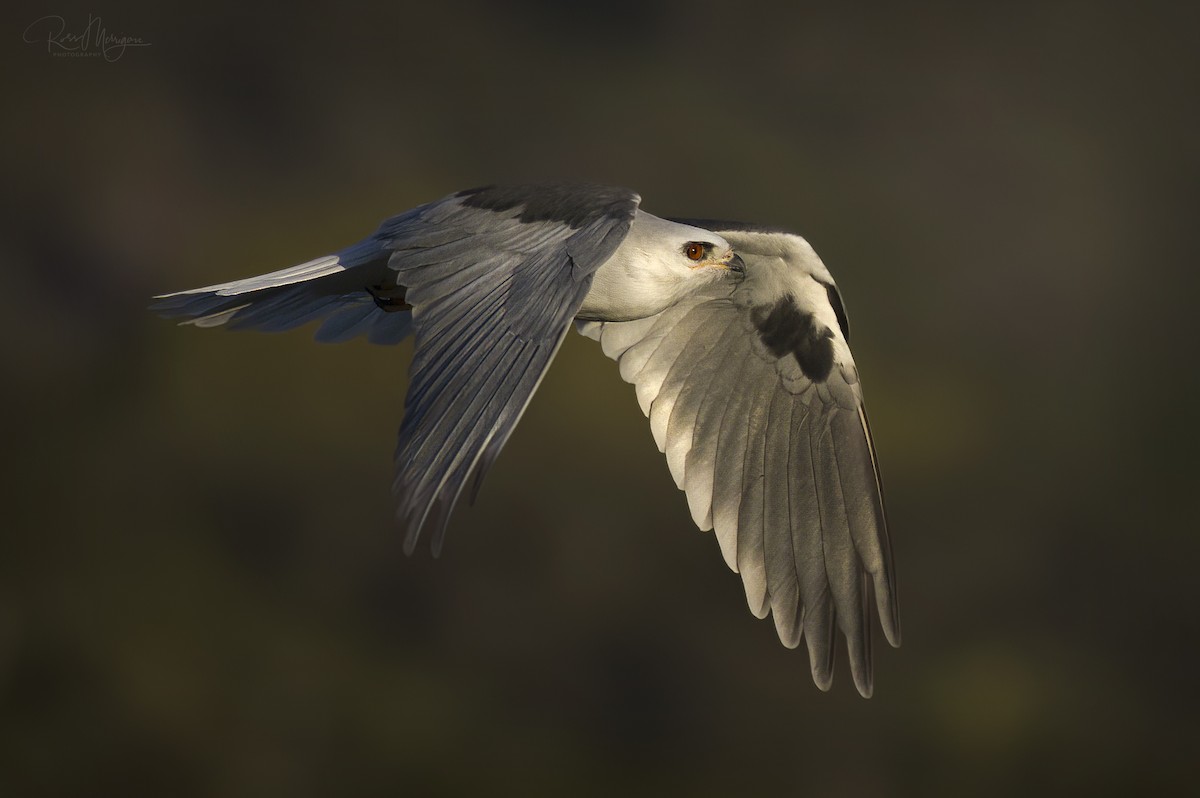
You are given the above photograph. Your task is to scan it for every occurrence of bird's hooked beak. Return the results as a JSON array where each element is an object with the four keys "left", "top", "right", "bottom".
[{"left": 723, "top": 252, "right": 745, "bottom": 274}]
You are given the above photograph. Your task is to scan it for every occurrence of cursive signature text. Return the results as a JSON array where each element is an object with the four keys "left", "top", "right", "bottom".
[{"left": 23, "top": 14, "right": 151, "bottom": 62}]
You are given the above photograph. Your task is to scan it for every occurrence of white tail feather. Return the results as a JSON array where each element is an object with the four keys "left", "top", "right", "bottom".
[
  {"left": 154, "top": 256, "right": 345, "bottom": 299},
  {"left": 182, "top": 304, "right": 251, "bottom": 328}
]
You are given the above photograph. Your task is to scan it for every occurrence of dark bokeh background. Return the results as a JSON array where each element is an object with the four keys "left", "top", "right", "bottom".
[{"left": 4, "top": 1, "right": 1198, "bottom": 795}]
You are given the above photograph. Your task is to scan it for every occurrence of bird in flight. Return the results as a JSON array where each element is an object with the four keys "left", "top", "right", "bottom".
[{"left": 152, "top": 183, "right": 900, "bottom": 696}]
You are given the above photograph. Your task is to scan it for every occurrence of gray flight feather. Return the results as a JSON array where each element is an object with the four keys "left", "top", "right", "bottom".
[{"left": 376, "top": 185, "right": 640, "bottom": 555}]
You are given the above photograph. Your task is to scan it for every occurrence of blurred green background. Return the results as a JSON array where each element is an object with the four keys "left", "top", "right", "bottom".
[{"left": 4, "top": 1, "right": 1198, "bottom": 795}]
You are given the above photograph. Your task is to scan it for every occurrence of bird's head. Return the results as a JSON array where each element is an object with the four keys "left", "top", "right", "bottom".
[{"left": 579, "top": 212, "right": 745, "bottom": 321}]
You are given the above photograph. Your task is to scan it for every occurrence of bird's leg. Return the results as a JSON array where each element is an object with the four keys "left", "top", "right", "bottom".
[{"left": 366, "top": 284, "right": 411, "bottom": 312}]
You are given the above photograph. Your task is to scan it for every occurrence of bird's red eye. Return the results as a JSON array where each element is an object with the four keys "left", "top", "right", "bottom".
[{"left": 685, "top": 243, "right": 705, "bottom": 261}]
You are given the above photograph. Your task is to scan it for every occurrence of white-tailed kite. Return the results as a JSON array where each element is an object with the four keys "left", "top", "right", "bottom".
[{"left": 152, "top": 183, "right": 900, "bottom": 696}]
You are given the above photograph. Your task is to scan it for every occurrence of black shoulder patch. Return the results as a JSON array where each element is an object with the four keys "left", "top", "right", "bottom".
[
  {"left": 667, "top": 218, "right": 799, "bottom": 236},
  {"left": 750, "top": 295, "right": 835, "bottom": 382},
  {"left": 823, "top": 282, "right": 850, "bottom": 343},
  {"left": 457, "top": 183, "right": 638, "bottom": 229}
]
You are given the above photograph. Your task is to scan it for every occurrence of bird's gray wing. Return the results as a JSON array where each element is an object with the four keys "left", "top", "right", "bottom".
[
  {"left": 577, "top": 231, "right": 898, "bottom": 697},
  {"left": 382, "top": 184, "right": 640, "bottom": 555},
  {"left": 152, "top": 183, "right": 639, "bottom": 553}
]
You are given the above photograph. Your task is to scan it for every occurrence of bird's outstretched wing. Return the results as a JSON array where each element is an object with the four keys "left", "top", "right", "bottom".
[
  {"left": 578, "top": 226, "right": 899, "bottom": 697},
  {"left": 382, "top": 185, "right": 640, "bottom": 555},
  {"left": 153, "top": 183, "right": 640, "bottom": 555}
]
